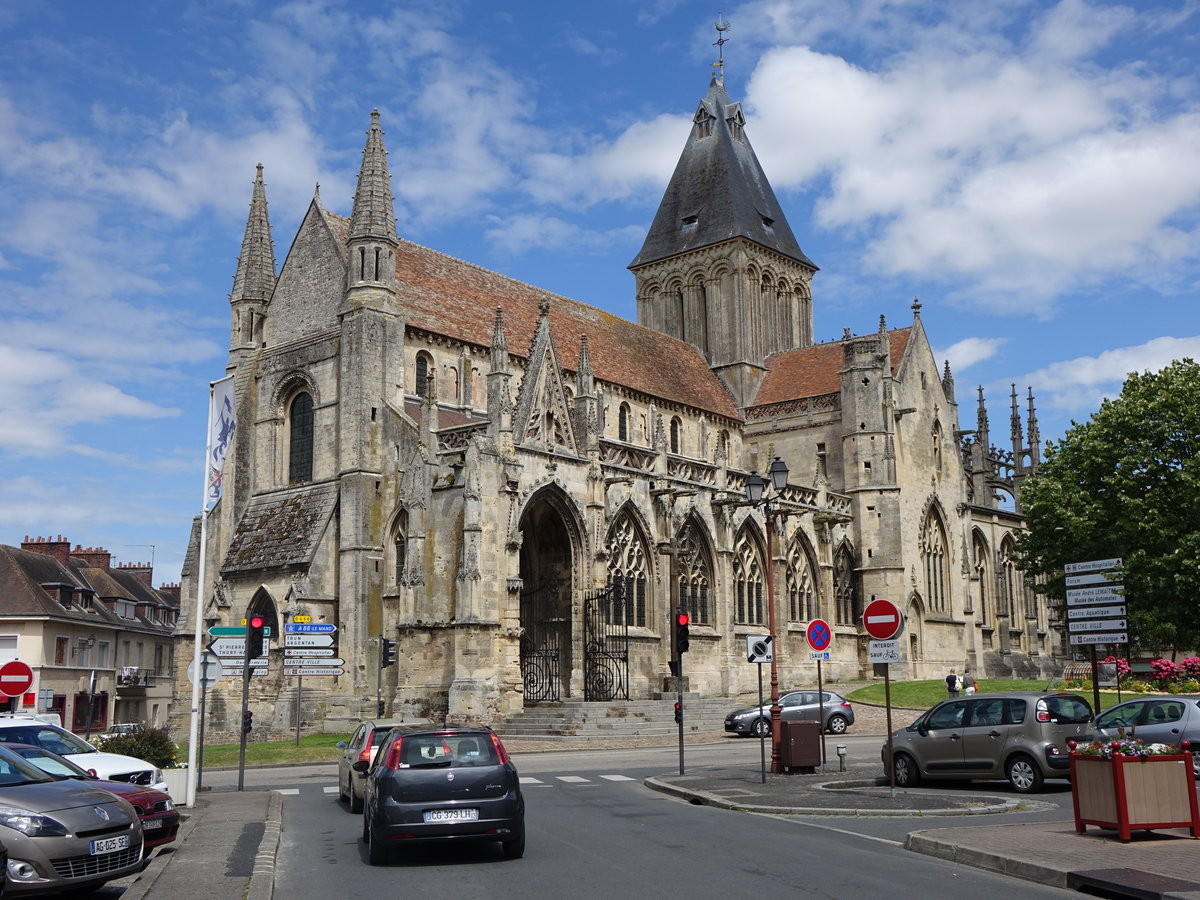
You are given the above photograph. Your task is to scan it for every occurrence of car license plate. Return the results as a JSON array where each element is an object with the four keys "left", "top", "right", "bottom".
[
  {"left": 90, "top": 835, "right": 130, "bottom": 855},
  {"left": 143, "top": 819, "right": 163, "bottom": 830},
  {"left": 423, "top": 808, "right": 478, "bottom": 823}
]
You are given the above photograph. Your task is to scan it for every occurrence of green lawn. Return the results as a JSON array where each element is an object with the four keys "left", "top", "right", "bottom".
[
  {"left": 181, "top": 732, "right": 352, "bottom": 768},
  {"left": 845, "top": 679, "right": 1155, "bottom": 712}
]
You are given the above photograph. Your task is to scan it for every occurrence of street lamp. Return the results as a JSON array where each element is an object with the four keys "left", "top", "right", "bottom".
[{"left": 746, "top": 456, "right": 789, "bottom": 773}]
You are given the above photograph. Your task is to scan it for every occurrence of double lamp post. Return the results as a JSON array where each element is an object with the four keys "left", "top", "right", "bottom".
[{"left": 745, "top": 456, "right": 790, "bottom": 775}]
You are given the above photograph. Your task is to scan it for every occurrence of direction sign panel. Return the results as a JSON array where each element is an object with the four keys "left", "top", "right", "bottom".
[
  {"left": 1065, "top": 572, "right": 1118, "bottom": 587},
  {"left": 284, "top": 648, "right": 337, "bottom": 657},
  {"left": 1066, "top": 586, "right": 1123, "bottom": 605},
  {"left": 283, "top": 634, "right": 336, "bottom": 648},
  {"left": 225, "top": 668, "right": 270, "bottom": 677},
  {"left": 1070, "top": 632, "right": 1128, "bottom": 645},
  {"left": 284, "top": 658, "right": 346, "bottom": 668},
  {"left": 805, "top": 619, "right": 833, "bottom": 652},
  {"left": 1068, "top": 618, "right": 1127, "bottom": 633},
  {"left": 0, "top": 661, "right": 34, "bottom": 697},
  {"left": 208, "top": 637, "right": 272, "bottom": 658},
  {"left": 862, "top": 599, "right": 904, "bottom": 641},
  {"left": 284, "top": 624, "right": 337, "bottom": 633},
  {"left": 209, "top": 626, "right": 272, "bottom": 636},
  {"left": 283, "top": 667, "right": 345, "bottom": 677},
  {"left": 1065, "top": 558, "right": 1123, "bottom": 574},
  {"left": 1067, "top": 604, "right": 1126, "bottom": 619},
  {"left": 868, "top": 640, "right": 900, "bottom": 663}
]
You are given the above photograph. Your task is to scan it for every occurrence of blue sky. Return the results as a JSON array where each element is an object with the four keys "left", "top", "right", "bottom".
[{"left": 1, "top": 0, "right": 1198, "bottom": 584}]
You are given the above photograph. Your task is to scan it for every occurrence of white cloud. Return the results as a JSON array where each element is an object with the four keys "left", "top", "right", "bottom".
[
  {"left": 484, "top": 214, "right": 643, "bottom": 255},
  {"left": 935, "top": 337, "right": 1007, "bottom": 374}
]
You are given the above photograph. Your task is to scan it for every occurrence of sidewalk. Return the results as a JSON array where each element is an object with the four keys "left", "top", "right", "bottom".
[{"left": 118, "top": 732, "right": 1200, "bottom": 900}]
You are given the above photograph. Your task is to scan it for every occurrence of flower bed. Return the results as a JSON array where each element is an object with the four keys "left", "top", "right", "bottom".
[{"left": 1070, "top": 738, "right": 1200, "bottom": 842}]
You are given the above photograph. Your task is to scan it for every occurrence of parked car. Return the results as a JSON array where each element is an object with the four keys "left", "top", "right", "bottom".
[
  {"left": 336, "top": 719, "right": 410, "bottom": 813},
  {"left": 1093, "top": 695, "right": 1200, "bottom": 776},
  {"left": 358, "top": 725, "right": 524, "bottom": 864},
  {"left": 4, "top": 744, "right": 179, "bottom": 849},
  {"left": 881, "top": 692, "right": 1094, "bottom": 793},
  {"left": 0, "top": 715, "right": 166, "bottom": 792},
  {"left": 97, "top": 724, "right": 140, "bottom": 741},
  {"left": 0, "top": 742, "right": 144, "bottom": 895},
  {"left": 725, "top": 690, "right": 855, "bottom": 737}
]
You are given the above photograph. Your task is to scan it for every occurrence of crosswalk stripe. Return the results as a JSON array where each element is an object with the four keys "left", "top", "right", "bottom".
[
  {"left": 323, "top": 786, "right": 339, "bottom": 793},
  {"left": 599, "top": 774, "right": 635, "bottom": 781},
  {"left": 276, "top": 789, "right": 300, "bottom": 795},
  {"left": 519, "top": 777, "right": 544, "bottom": 784},
  {"left": 556, "top": 776, "right": 590, "bottom": 783}
]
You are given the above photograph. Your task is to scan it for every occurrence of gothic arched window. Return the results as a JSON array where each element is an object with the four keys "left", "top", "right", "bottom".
[
  {"left": 833, "top": 545, "right": 855, "bottom": 625},
  {"left": 922, "top": 511, "right": 949, "bottom": 613},
  {"left": 392, "top": 510, "right": 409, "bottom": 586},
  {"left": 618, "top": 403, "right": 630, "bottom": 442},
  {"left": 786, "top": 538, "right": 817, "bottom": 622},
  {"left": 606, "top": 514, "right": 649, "bottom": 627},
  {"left": 288, "top": 391, "right": 314, "bottom": 484},
  {"left": 676, "top": 528, "right": 712, "bottom": 625},
  {"left": 415, "top": 352, "right": 433, "bottom": 397},
  {"left": 670, "top": 417, "right": 681, "bottom": 454},
  {"left": 972, "top": 531, "right": 990, "bottom": 625},
  {"left": 733, "top": 528, "right": 764, "bottom": 625}
]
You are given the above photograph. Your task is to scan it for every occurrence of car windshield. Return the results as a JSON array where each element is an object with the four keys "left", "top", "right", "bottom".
[
  {"left": 0, "top": 747, "right": 60, "bottom": 786},
  {"left": 10, "top": 747, "right": 89, "bottom": 778}
]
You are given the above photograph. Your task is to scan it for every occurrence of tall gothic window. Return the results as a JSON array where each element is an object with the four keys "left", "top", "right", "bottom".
[
  {"left": 733, "top": 529, "right": 764, "bottom": 625},
  {"left": 618, "top": 404, "right": 630, "bottom": 442},
  {"left": 786, "top": 539, "right": 817, "bottom": 622},
  {"left": 972, "top": 532, "right": 990, "bottom": 625},
  {"left": 922, "top": 511, "right": 949, "bottom": 613},
  {"left": 670, "top": 417, "right": 681, "bottom": 454},
  {"left": 999, "top": 537, "right": 1017, "bottom": 620},
  {"left": 415, "top": 352, "right": 433, "bottom": 397},
  {"left": 676, "top": 529, "right": 711, "bottom": 625},
  {"left": 833, "top": 546, "right": 855, "bottom": 625},
  {"left": 605, "top": 514, "right": 648, "bottom": 627},
  {"left": 392, "top": 510, "right": 409, "bottom": 586},
  {"left": 288, "top": 392, "right": 314, "bottom": 484}
]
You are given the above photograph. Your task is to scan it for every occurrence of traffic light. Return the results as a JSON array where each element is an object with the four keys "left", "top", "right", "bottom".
[
  {"left": 245, "top": 615, "right": 266, "bottom": 658},
  {"left": 242, "top": 710, "right": 253, "bottom": 734},
  {"left": 675, "top": 610, "right": 690, "bottom": 655},
  {"left": 380, "top": 637, "right": 398, "bottom": 669},
  {"left": 673, "top": 701, "right": 683, "bottom": 725}
]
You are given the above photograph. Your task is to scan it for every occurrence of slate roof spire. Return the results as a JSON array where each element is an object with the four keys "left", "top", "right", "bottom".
[
  {"left": 629, "top": 77, "right": 814, "bottom": 269},
  {"left": 230, "top": 163, "right": 277, "bottom": 303},
  {"left": 349, "top": 109, "right": 397, "bottom": 243}
]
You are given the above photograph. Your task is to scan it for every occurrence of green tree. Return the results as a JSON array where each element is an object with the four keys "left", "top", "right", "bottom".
[{"left": 1013, "top": 359, "right": 1200, "bottom": 653}]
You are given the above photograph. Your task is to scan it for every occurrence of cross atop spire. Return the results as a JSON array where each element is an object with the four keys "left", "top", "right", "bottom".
[{"left": 712, "top": 15, "right": 731, "bottom": 84}]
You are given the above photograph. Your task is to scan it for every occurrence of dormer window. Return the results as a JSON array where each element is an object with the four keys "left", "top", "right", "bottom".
[
  {"left": 681, "top": 214, "right": 698, "bottom": 233},
  {"left": 694, "top": 109, "right": 714, "bottom": 139},
  {"left": 727, "top": 107, "right": 745, "bottom": 141},
  {"left": 761, "top": 215, "right": 775, "bottom": 235}
]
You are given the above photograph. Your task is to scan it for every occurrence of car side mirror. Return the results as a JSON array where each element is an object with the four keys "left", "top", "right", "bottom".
[
  {"left": 917, "top": 723, "right": 929, "bottom": 737},
  {"left": 352, "top": 760, "right": 370, "bottom": 774},
  {"left": 336, "top": 741, "right": 348, "bottom": 749}
]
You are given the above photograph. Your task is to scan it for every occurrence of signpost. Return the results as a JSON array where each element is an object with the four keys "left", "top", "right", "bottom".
[
  {"left": 1065, "top": 558, "right": 1125, "bottom": 715},
  {"left": 745, "top": 634, "right": 773, "bottom": 783},
  {"left": 861, "top": 599, "right": 904, "bottom": 797},
  {"left": 805, "top": 619, "right": 834, "bottom": 765}
]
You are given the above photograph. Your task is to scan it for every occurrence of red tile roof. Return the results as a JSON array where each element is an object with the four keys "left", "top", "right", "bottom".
[{"left": 752, "top": 328, "right": 913, "bottom": 408}]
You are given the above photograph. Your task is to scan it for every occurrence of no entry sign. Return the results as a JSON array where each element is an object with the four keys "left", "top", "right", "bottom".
[
  {"left": 862, "top": 599, "right": 905, "bottom": 641},
  {"left": 0, "top": 661, "right": 34, "bottom": 697}
]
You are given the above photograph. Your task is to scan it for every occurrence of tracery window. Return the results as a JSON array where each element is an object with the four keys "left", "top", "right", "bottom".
[
  {"left": 392, "top": 510, "right": 409, "bottom": 586},
  {"left": 670, "top": 417, "right": 681, "bottom": 454},
  {"left": 922, "top": 511, "right": 949, "bottom": 613},
  {"left": 733, "top": 529, "right": 764, "bottom": 625},
  {"left": 618, "top": 404, "right": 630, "bottom": 442},
  {"left": 972, "top": 532, "right": 990, "bottom": 624},
  {"left": 675, "top": 529, "right": 711, "bottom": 625},
  {"left": 833, "top": 546, "right": 855, "bottom": 626},
  {"left": 605, "top": 514, "right": 648, "bottom": 627},
  {"left": 786, "top": 539, "right": 817, "bottom": 622}
]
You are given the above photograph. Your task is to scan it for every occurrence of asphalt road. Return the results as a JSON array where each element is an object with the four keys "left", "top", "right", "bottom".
[{"left": 200, "top": 742, "right": 1086, "bottom": 900}]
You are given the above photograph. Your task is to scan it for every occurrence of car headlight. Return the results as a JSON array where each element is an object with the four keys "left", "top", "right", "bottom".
[{"left": 0, "top": 805, "right": 69, "bottom": 837}]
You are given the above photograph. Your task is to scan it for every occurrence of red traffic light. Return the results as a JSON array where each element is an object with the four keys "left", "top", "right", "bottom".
[
  {"left": 676, "top": 612, "right": 690, "bottom": 627},
  {"left": 249, "top": 616, "right": 265, "bottom": 629}
]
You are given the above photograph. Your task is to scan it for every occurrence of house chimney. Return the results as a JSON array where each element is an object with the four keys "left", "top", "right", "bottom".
[
  {"left": 72, "top": 545, "right": 112, "bottom": 569},
  {"left": 158, "top": 583, "right": 181, "bottom": 604},
  {"left": 21, "top": 534, "right": 72, "bottom": 566},
  {"left": 118, "top": 561, "right": 154, "bottom": 587}
]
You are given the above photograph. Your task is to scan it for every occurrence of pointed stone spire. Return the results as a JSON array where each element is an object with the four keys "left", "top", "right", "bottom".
[
  {"left": 487, "top": 308, "right": 513, "bottom": 439},
  {"left": 976, "top": 385, "right": 990, "bottom": 450},
  {"left": 490, "top": 307, "right": 509, "bottom": 369},
  {"left": 1026, "top": 387, "right": 1041, "bottom": 468},
  {"left": 942, "top": 360, "right": 955, "bottom": 401},
  {"left": 349, "top": 110, "right": 397, "bottom": 242},
  {"left": 1010, "top": 384, "right": 1025, "bottom": 475},
  {"left": 230, "top": 164, "right": 276, "bottom": 304},
  {"left": 577, "top": 334, "right": 593, "bottom": 379}
]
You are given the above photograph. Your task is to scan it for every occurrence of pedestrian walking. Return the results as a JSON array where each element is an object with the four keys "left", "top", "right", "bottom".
[
  {"left": 945, "top": 668, "right": 960, "bottom": 696},
  {"left": 963, "top": 668, "right": 976, "bottom": 695}
]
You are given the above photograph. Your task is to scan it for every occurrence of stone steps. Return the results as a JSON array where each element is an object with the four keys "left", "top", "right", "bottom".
[{"left": 495, "top": 698, "right": 735, "bottom": 740}]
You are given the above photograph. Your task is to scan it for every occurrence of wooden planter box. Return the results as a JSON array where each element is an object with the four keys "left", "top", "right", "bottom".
[{"left": 1070, "top": 746, "right": 1200, "bottom": 842}]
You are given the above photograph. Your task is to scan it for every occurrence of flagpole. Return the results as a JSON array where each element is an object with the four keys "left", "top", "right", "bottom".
[{"left": 183, "top": 383, "right": 217, "bottom": 808}]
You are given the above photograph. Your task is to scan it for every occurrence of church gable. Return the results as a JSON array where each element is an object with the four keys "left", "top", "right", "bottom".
[
  {"left": 267, "top": 201, "right": 348, "bottom": 344},
  {"left": 513, "top": 303, "right": 579, "bottom": 454}
]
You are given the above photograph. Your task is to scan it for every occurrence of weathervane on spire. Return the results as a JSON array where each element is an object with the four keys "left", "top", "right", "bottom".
[{"left": 712, "top": 14, "right": 731, "bottom": 84}]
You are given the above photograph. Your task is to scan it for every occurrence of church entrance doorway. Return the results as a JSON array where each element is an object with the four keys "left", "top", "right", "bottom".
[{"left": 518, "top": 493, "right": 575, "bottom": 702}]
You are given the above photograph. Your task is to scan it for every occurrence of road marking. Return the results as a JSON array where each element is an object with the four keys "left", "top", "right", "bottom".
[
  {"left": 276, "top": 789, "right": 300, "bottom": 795},
  {"left": 600, "top": 774, "right": 635, "bottom": 781},
  {"left": 519, "top": 777, "right": 544, "bottom": 784},
  {"left": 323, "top": 786, "right": 338, "bottom": 794},
  {"left": 556, "top": 776, "right": 590, "bottom": 783}
]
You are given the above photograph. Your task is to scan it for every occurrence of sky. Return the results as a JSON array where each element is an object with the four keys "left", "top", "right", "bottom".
[{"left": 1, "top": 0, "right": 1198, "bottom": 585}]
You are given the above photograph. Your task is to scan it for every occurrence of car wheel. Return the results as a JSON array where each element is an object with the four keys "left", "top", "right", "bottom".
[
  {"left": 826, "top": 714, "right": 849, "bottom": 735},
  {"left": 349, "top": 783, "right": 363, "bottom": 814},
  {"left": 750, "top": 717, "right": 770, "bottom": 738},
  {"left": 893, "top": 752, "right": 921, "bottom": 787},
  {"left": 366, "top": 818, "right": 389, "bottom": 865},
  {"left": 1006, "top": 754, "right": 1044, "bottom": 793},
  {"left": 502, "top": 819, "right": 525, "bottom": 860}
]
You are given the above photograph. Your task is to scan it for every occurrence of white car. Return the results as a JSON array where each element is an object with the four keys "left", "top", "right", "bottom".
[{"left": 0, "top": 716, "right": 166, "bottom": 791}]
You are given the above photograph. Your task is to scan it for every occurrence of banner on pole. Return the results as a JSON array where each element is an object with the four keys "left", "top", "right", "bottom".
[{"left": 206, "top": 376, "right": 237, "bottom": 508}]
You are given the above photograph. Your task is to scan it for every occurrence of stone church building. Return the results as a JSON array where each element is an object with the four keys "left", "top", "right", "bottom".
[{"left": 175, "top": 75, "right": 1064, "bottom": 735}]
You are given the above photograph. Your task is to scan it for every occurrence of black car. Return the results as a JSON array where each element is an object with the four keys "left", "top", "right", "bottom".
[{"left": 357, "top": 726, "right": 524, "bottom": 864}]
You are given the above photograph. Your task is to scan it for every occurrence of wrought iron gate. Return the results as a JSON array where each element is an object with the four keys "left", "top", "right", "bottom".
[
  {"left": 583, "top": 583, "right": 630, "bottom": 702},
  {"left": 520, "top": 578, "right": 563, "bottom": 703}
]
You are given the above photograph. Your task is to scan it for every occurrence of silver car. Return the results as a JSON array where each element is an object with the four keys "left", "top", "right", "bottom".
[
  {"left": 1094, "top": 695, "right": 1200, "bottom": 776},
  {"left": 882, "top": 692, "right": 1094, "bottom": 793},
  {"left": 0, "top": 743, "right": 144, "bottom": 895},
  {"left": 336, "top": 720, "right": 410, "bottom": 813},
  {"left": 725, "top": 690, "right": 855, "bottom": 737}
]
